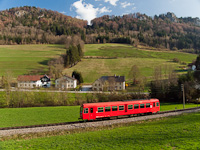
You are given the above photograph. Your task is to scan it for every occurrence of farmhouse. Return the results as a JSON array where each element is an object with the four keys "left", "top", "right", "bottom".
[
  {"left": 17, "top": 75, "right": 51, "bottom": 88},
  {"left": 92, "top": 75, "right": 125, "bottom": 91},
  {"left": 55, "top": 75, "right": 77, "bottom": 89}
]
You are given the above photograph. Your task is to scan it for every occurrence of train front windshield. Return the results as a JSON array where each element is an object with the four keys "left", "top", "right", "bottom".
[{"left": 80, "top": 106, "right": 83, "bottom": 116}]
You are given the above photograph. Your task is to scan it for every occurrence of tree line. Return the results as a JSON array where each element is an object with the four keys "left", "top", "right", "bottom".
[
  {"left": 150, "top": 55, "right": 200, "bottom": 103},
  {"left": 1, "top": 7, "right": 200, "bottom": 53}
]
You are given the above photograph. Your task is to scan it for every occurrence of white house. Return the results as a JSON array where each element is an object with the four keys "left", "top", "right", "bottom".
[
  {"left": 55, "top": 75, "right": 77, "bottom": 89},
  {"left": 17, "top": 75, "right": 51, "bottom": 88},
  {"left": 92, "top": 75, "right": 125, "bottom": 91}
]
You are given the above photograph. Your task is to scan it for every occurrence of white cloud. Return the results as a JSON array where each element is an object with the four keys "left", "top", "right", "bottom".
[
  {"left": 104, "top": 0, "right": 119, "bottom": 6},
  {"left": 72, "top": 0, "right": 112, "bottom": 25},
  {"left": 132, "top": 7, "right": 136, "bottom": 10},
  {"left": 99, "top": 6, "right": 112, "bottom": 14},
  {"left": 121, "top": 2, "right": 132, "bottom": 8},
  {"left": 60, "top": 11, "right": 66, "bottom": 14}
]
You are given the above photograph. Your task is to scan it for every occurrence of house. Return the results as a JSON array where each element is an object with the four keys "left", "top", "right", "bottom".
[
  {"left": 55, "top": 76, "right": 77, "bottom": 89},
  {"left": 92, "top": 75, "right": 125, "bottom": 91},
  {"left": 17, "top": 75, "right": 51, "bottom": 88}
]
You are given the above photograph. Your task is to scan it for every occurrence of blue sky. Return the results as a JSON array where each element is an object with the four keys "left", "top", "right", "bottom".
[{"left": 0, "top": 0, "right": 200, "bottom": 24}]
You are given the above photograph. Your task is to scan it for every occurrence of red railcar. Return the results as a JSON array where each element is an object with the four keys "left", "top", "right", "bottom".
[{"left": 80, "top": 99, "right": 160, "bottom": 121}]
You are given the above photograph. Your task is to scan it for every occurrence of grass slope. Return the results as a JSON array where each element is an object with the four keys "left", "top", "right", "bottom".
[
  {"left": 0, "top": 44, "right": 66, "bottom": 77},
  {"left": 0, "top": 103, "right": 198, "bottom": 128},
  {"left": 84, "top": 44, "right": 196, "bottom": 63},
  {"left": 1, "top": 112, "right": 200, "bottom": 149},
  {"left": 64, "top": 44, "right": 197, "bottom": 83}
]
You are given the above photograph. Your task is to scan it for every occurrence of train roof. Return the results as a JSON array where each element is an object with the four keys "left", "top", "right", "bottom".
[{"left": 82, "top": 99, "right": 159, "bottom": 107}]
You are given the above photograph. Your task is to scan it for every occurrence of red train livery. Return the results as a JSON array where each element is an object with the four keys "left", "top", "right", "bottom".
[{"left": 80, "top": 99, "right": 160, "bottom": 121}]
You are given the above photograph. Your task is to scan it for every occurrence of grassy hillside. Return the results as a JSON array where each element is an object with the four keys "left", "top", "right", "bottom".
[
  {"left": 64, "top": 44, "right": 197, "bottom": 83},
  {"left": 1, "top": 111, "right": 200, "bottom": 149},
  {"left": 0, "top": 44, "right": 66, "bottom": 77},
  {"left": 0, "top": 43, "right": 196, "bottom": 83},
  {"left": 84, "top": 44, "right": 196, "bottom": 62}
]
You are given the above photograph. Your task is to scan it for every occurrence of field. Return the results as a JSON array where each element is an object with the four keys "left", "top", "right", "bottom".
[
  {"left": 0, "top": 106, "right": 80, "bottom": 128},
  {"left": 64, "top": 44, "right": 197, "bottom": 83},
  {"left": 0, "top": 44, "right": 66, "bottom": 77},
  {"left": 1, "top": 111, "right": 200, "bottom": 149},
  {"left": 0, "top": 103, "right": 198, "bottom": 128},
  {"left": 0, "top": 44, "right": 196, "bottom": 83}
]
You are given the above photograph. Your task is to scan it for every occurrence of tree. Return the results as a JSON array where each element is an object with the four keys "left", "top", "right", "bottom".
[
  {"left": 77, "top": 44, "right": 83, "bottom": 58},
  {"left": 194, "top": 55, "right": 200, "bottom": 81},
  {"left": 72, "top": 71, "right": 83, "bottom": 84},
  {"left": 108, "top": 77, "right": 116, "bottom": 91},
  {"left": 129, "top": 65, "right": 140, "bottom": 84}
]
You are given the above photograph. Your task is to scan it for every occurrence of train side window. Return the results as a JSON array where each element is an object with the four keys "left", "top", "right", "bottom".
[
  {"left": 98, "top": 107, "right": 104, "bottom": 113},
  {"left": 112, "top": 106, "right": 118, "bottom": 111},
  {"left": 153, "top": 103, "right": 155, "bottom": 107},
  {"left": 119, "top": 105, "right": 124, "bottom": 111},
  {"left": 156, "top": 102, "right": 159, "bottom": 107},
  {"left": 140, "top": 104, "right": 145, "bottom": 108},
  {"left": 84, "top": 108, "right": 88, "bottom": 114},
  {"left": 105, "top": 106, "right": 111, "bottom": 112},
  {"left": 134, "top": 104, "right": 139, "bottom": 109},
  {"left": 128, "top": 105, "right": 133, "bottom": 110},
  {"left": 146, "top": 103, "right": 150, "bottom": 108},
  {"left": 90, "top": 108, "right": 93, "bottom": 113}
]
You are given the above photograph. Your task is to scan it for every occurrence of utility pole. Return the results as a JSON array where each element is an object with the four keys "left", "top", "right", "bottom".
[{"left": 181, "top": 84, "right": 185, "bottom": 109}]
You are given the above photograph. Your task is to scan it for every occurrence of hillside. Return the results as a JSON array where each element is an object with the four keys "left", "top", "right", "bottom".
[
  {"left": 0, "top": 44, "right": 66, "bottom": 77},
  {"left": 89, "top": 13, "right": 200, "bottom": 52},
  {"left": 0, "top": 7, "right": 200, "bottom": 52},
  {"left": 63, "top": 44, "right": 197, "bottom": 83},
  {"left": 0, "top": 6, "right": 87, "bottom": 44}
]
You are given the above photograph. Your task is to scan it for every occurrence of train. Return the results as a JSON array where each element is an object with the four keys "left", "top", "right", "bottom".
[{"left": 80, "top": 99, "right": 160, "bottom": 121}]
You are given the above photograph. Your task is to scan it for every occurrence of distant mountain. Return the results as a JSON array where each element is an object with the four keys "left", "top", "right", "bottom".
[
  {"left": 0, "top": 6, "right": 200, "bottom": 53},
  {"left": 0, "top": 6, "right": 87, "bottom": 44},
  {"left": 89, "top": 12, "right": 200, "bottom": 53}
]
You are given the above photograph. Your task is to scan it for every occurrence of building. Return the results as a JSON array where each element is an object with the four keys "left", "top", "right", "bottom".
[
  {"left": 17, "top": 75, "right": 51, "bottom": 88},
  {"left": 92, "top": 75, "right": 125, "bottom": 91},
  {"left": 55, "top": 75, "right": 77, "bottom": 89}
]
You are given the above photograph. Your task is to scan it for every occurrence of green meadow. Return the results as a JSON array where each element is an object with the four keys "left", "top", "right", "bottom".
[
  {"left": 64, "top": 44, "right": 197, "bottom": 83},
  {"left": 0, "top": 106, "right": 80, "bottom": 128},
  {"left": 0, "top": 103, "right": 198, "bottom": 128},
  {"left": 1, "top": 111, "right": 200, "bottom": 149},
  {"left": 0, "top": 44, "right": 66, "bottom": 77},
  {"left": 84, "top": 44, "right": 195, "bottom": 62},
  {"left": 0, "top": 43, "right": 196, "bottom": 83}
]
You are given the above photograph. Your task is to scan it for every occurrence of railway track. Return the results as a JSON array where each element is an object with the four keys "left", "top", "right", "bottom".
[{"left": 0, "top": 107, "right": 199, "bottom": 131}]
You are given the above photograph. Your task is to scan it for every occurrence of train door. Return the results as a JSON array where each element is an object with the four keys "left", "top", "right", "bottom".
[
  {"left": 89, "top": 107, "right": 95, "bottom": 120},
  {"left": 125, "top": 104, "right": 128, "bottom": 113}
]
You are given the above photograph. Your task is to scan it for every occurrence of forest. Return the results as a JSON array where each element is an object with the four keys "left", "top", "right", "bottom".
[{"left": 0, "top": 6, "right": 200, "bottom": 53}]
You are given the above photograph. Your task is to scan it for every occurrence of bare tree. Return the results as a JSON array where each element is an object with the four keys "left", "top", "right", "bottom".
[
  {"left": 129, "top": 65, "right": 141, "bottom": 84},
  {"left": 108, "top": 77, "right": 116, "bottom": 91}
]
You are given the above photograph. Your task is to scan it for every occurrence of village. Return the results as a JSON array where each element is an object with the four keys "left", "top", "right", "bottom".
[{"left": 16, "top": 74, "right": 126, "bottom": 92}]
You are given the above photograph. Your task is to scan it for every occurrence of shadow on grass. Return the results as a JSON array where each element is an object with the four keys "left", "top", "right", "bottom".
[
  {"left": 39, "top": 59, "right": 50, "bottom": 66},
  {"left": 174, "top": 69, "right": 188, "bottom": 73}
]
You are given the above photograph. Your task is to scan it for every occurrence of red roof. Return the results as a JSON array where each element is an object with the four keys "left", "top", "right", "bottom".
[{"left": 17, "top": 75, "right": 44, "bottom": 81}]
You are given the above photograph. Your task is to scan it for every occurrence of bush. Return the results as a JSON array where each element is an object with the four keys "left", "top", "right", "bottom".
[{"left": 172, "top": 58, "right": 180, "bottom": 63}]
